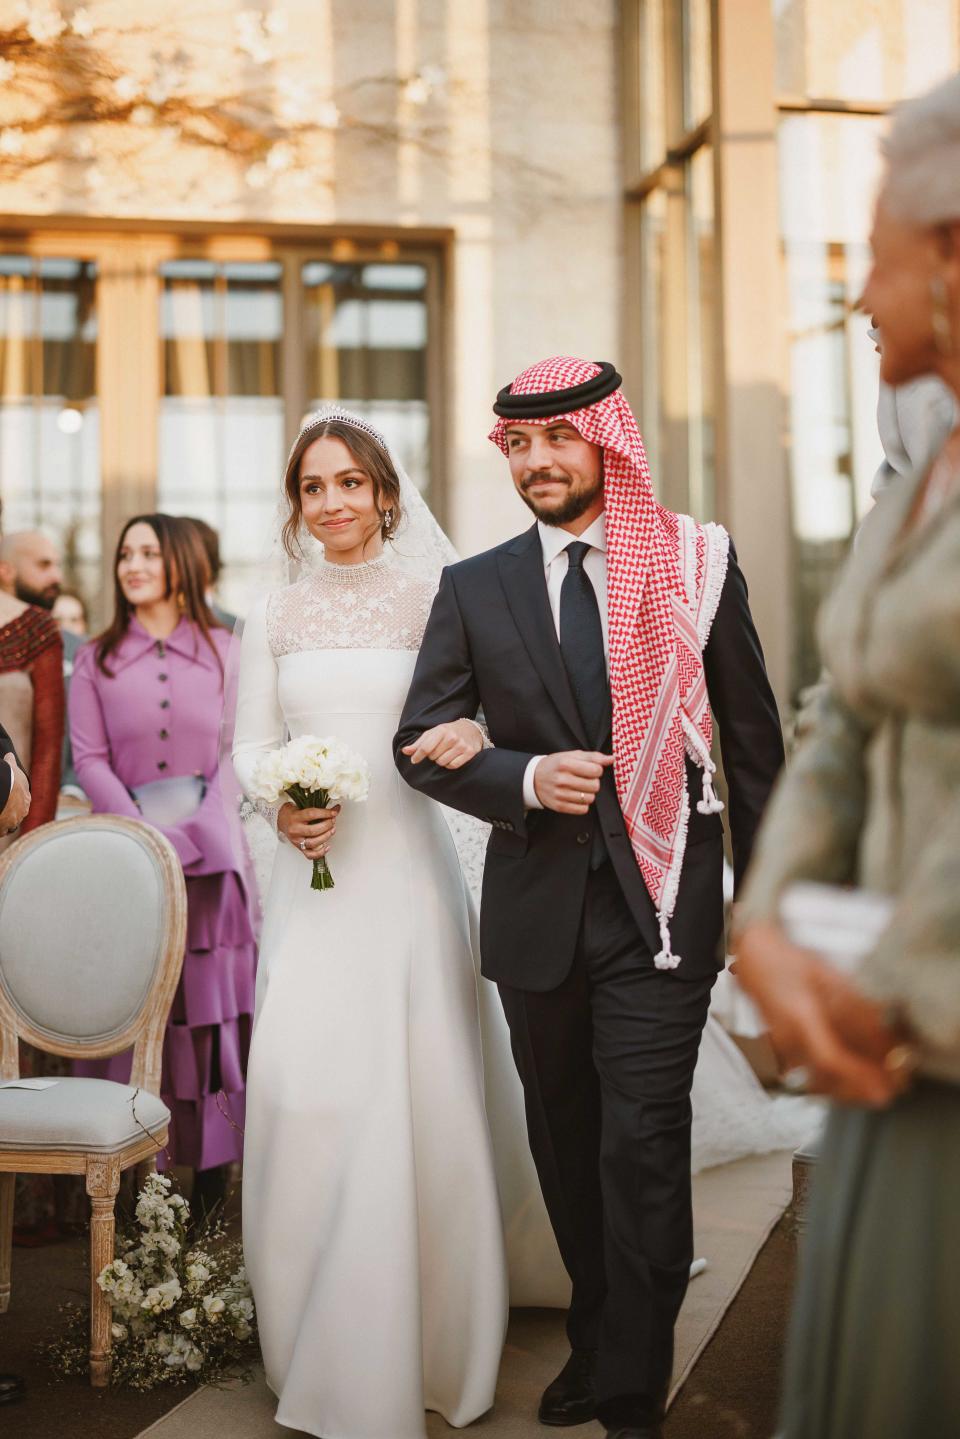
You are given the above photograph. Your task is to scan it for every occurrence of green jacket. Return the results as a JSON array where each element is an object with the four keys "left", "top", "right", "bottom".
[{"left": 739, "top": 463, "right": 960, "bottom": 1073}]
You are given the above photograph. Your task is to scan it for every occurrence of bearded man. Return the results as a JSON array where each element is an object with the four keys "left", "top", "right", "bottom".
[
  {"left": 0, "top": 530, "right": 63, "bottom": 610},
  {"left": 394, "top": 358, "right": 784, "bottom": 1439}
]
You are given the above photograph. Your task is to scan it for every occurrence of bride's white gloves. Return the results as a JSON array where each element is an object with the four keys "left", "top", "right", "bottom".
[
  {"left": 402, "top": 718, "right": 488, "bottom": 770},
  {"left": 278, "top": 801, "right": 340, "bottom": 860}
]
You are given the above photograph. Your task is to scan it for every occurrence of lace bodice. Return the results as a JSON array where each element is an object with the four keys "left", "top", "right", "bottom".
[{"left": 265, "top": 550, "right": 437, "bottom": 657}]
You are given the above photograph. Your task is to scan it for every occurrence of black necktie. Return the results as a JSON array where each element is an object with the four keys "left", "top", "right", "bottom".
[{"left": 559, "top": 541, "right": 610, "bottom": 749}]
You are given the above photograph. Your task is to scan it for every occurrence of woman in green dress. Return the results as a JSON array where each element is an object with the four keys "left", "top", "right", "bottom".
[{"left": 735, "top": 73, "right": 960, "bottom": 1439}]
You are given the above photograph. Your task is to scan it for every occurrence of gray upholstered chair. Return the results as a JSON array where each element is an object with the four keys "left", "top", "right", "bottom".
[{"left": 0, "top": 815, "right": 187, "bottom": 1385}]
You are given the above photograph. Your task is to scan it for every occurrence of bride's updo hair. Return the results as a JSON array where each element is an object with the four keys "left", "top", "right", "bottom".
[{"left": 281, "top": 415, "right": 404, "bottom": 560}]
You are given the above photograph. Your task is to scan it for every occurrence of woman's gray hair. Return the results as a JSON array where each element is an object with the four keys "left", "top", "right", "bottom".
[{"left": 882, "top": 72, "right": 960, "bottom": 226}]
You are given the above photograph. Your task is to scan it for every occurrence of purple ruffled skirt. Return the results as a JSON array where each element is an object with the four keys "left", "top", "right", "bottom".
[{"left": 76, "top": 869, "right": 256, "bottom": 1170}]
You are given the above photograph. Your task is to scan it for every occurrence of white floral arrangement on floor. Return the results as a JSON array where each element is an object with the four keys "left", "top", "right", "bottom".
[
  {"left": 251, "top": 733, "right": 371, "bottom": 891},
  {"left": 48, "top": 1173, "right": 257, "bottom": 1389}
]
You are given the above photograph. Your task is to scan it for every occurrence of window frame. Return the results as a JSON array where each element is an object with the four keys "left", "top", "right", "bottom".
[{"left": 0, "top": 218, "right": 451, "bottom": 612}]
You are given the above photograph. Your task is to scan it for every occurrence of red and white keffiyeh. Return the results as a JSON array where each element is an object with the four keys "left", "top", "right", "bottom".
[{"left": 490, "top": 355, "right": 729, "bottom": 968}]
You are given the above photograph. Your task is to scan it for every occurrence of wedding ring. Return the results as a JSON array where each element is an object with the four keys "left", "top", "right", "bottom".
[
  {"left": 781, "top": 1066, "right": 810, "bottom": 1094},
  {"left": 299, "top": 839, "right": 307, "bottom": 852}
]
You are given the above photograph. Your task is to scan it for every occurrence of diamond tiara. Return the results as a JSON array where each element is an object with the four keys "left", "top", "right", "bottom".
[{"left": 295, "top": 406, "right": 390, "bottom": 455}]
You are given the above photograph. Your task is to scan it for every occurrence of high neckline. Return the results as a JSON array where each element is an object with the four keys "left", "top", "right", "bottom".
[{"left": 314, "top": 547, "right": 395, "bottom": 582}]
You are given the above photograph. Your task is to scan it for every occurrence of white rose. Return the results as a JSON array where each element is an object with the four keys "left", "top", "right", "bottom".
[
  {"left": 179, "top": 1307, "right": 197, "bottom": 1329},
  {"left": 202, "top": 1294, "right": 226, "bottom": 1321}
]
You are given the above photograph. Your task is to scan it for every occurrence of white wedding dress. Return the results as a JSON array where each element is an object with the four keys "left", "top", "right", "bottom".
[{"left": 233, "top": 551, "right": 508, "bottom": 1439}]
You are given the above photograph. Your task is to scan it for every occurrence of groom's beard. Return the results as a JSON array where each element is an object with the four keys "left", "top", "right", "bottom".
[{"left": 517, "top": 471, "right": 604, "bottom": 527}]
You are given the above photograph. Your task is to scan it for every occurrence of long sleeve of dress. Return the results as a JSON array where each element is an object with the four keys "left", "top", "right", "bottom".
[
  {"left": 735, "top": 681, "right": 872, "bottom": 927},
  {"left": 68, "top": 648, "right": 143, "bottom": 821},
  {"left": 21, "top": 635, "right": 64, "bottom": 832},
  {"left": 232, "top": 596, "right": 285, "bottom": 815}
]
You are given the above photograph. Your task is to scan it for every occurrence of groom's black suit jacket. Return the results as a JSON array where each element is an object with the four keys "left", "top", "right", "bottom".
[{"left": 394, "top": 523, "right": 784, "bottom": 989}]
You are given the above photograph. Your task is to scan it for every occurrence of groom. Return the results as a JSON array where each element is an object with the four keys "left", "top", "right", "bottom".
[{"left": 394, "top": 357, "right": 783, "bottom": 1438}]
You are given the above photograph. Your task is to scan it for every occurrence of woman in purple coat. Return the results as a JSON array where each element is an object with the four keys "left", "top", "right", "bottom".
[{"left": 70, "top": 514, "right": 255, "bottom": 1213}]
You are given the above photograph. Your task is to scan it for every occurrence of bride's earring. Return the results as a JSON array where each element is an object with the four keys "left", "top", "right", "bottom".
[
  {"left": 931, "top": 275, "right": 956, "bottom": 356},
  {"left": 382, "top": 508, "right": 394, "bottom": 531}
]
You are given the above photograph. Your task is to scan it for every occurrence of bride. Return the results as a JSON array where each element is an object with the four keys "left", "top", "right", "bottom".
[{"left": 232, "top": 410, "right": 508, "bottom": 1439}]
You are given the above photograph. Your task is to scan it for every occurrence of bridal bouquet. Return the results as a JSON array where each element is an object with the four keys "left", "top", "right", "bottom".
[
  {"left": 251, "top": 733, "right": 371, "bottom": 891},
  {"left": 47, "top": 1173, "right": 255, "bottom": 1390}
]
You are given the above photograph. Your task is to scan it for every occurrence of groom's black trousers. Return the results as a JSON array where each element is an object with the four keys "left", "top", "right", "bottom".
[{"left": 498, "top": 860, "right": 714, "bottom": 1421}]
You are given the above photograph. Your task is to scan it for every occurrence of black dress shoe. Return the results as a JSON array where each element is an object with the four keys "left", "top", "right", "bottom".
[
  {"left": 0, "top": 1373, "right": 25, "bottom": 1404},
  {"left": 538, "top": 1347, "right": 597, "bottom": 1426}
]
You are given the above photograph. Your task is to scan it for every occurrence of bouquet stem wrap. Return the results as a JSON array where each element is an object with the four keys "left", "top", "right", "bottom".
[{"left": 285, "top": 783, "right": 337, "bottom": 891}]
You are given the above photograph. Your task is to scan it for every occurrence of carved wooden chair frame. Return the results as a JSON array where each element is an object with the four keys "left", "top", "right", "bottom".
[{"left": 0, "top": 816, "right": 187, "bottom": 1386}]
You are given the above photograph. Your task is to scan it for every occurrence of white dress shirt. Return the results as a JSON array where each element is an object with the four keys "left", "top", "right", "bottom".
[{"left": 522, "top": 514, "right": 609, "bottom": 809}]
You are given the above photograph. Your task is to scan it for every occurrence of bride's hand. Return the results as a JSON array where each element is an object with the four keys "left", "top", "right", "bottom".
[
  {"left": 402, "top": 719, "right": 485, "bottom": 769},
  {"left": 278, "top": 802, "right": 340, "bottom": 859}
]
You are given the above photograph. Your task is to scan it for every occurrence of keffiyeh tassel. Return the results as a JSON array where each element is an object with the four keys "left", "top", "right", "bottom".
[
  {"left": 697, "top": 758, "right": 725, "bottom": 816},
  {"left": 654, "top": 911, "right": 681, "bottom": 971}
]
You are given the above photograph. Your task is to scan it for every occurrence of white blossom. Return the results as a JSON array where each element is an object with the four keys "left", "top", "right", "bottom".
[
  {"left": 185, "top": 1260, "right": 211, "bottom": 1294},
  {"left": 244, "top": 161, "right": 270, "bottom": 190},
  {"left": 0, "top": 128, "right": 25, "bottom": 157},
  {"left": 141, "top": 1277, "right": 182, "bottom": 1314},
  {"left": 179, "top": 1307, "right": 198, "bottom": 1329},
  {"left": 403, "top": 75, "right": 431, "bottom": 106},
  {"left": 113, "top": 74, "right": 140, "bottom": 104},
  {"left": 266, "top": 141, "right": 293, "bottom": 172},
  {"left": 202, "top": 1294, "right": 226, "bottom": 1321},
  {"left": 21, "top": 4, "right": 66, "bottom": 44}
]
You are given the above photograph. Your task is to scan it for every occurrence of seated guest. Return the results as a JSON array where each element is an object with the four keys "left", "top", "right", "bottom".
[
  {"left": 51, "top": 591, "right": 90, "bottom": 806},
  {"left": 182, "top": 517, "right": 237, "bottom": 629},
  {"left": 0, "top": 539, "right": 62, "bottom": 848},
  {"left": 0, "top": 722, "right": 29, "bottom": 834},
  {"left": 70, "top": 514, "right": 256, "bottom": 1215},
  {"left": 52, "top": 589, "right": 88, "bottom": 637}
]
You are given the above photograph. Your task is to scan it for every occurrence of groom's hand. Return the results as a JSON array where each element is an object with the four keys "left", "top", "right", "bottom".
[{"left": 533, "top": 751, "right": 614, "bottom": 815}]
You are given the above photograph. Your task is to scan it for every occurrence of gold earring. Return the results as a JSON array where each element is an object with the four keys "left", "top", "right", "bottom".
[
  {"left": 931, "top": 275, "right": 955, "bottom": 356},
  {"left": 176, "top": 591, "right": 186, "bottom": 611}
]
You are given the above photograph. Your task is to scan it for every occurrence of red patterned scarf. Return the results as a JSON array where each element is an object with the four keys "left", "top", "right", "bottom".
[{"left": 490, "top": 356, "right": 729, "bottom": 968}]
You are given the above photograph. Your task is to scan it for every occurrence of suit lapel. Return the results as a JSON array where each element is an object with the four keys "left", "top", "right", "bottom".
[{"left": 497, "top": 525, "right": 588, "bottom": 746}]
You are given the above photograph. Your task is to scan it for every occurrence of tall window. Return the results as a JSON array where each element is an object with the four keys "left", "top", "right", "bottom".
[
  {"left": 301, "top": 261, "right": 430, "bottom": 491},
  {"left": 0, "top": 256, "right": 100, "bottom": 600},
  {"left": 625, "top": 0, "right": 716, "bottom": 522},
  {"left": 158, "top": 259, "right": 285, "bottom": 612},
  {"left": 774, "top": 2, "right": 960, "bottom": 689}
]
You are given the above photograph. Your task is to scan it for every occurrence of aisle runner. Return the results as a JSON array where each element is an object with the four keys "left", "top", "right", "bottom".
[{"left": 137, "top": 1151, "right": 793, "bottom": 1439}]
